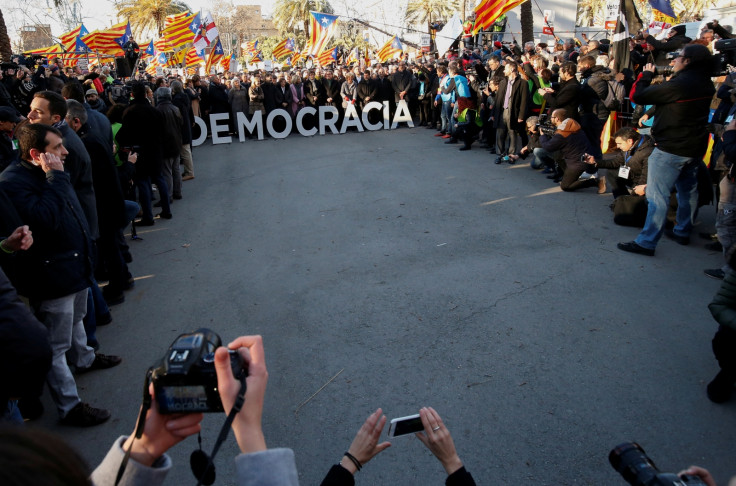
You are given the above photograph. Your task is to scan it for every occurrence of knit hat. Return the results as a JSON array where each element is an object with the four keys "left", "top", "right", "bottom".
[{"left": 85, "top": 88, "right": 98, "bottom": 97}]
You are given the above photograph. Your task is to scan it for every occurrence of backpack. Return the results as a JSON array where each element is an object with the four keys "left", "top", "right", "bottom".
[{"left": 603, "top": 79, "right": 626, "bottom": 111}]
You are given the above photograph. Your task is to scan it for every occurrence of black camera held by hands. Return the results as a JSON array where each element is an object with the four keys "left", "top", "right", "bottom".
[
  {"left": 151, "top": 328, "right": 247, "bottom": 414},
  {"left": 609, "top": 442, "right": 709, "bottom": 486},
  {"left": 536, "top": 113, "right": 556, "bottom": 136}
]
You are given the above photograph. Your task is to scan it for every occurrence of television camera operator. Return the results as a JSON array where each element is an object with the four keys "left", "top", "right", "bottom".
[{"left": 618, "top": 44, "right": 716, "bottom": 256}]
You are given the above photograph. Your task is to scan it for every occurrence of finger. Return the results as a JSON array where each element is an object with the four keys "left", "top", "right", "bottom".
[
  {"left": 166, "top": 412, "right": 204, "bottom": 430},
  {"left": 170, "top": 423, "right": 202, "bottom": 438},
  {"left": 375, "top": 441, "right": 391, "bottom": 453},
  {"left": 228, "top": 335, "right": 265, "bottom": 366},
  {"left": 415, "top": 431, "right": 429, "bottom": 446}
]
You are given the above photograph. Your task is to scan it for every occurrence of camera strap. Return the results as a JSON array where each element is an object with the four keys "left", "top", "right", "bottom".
[
  {"left": 114, "top": 370, "right": 153, "bottom": 486},
  {"left": 192, "top": 374, "right": 248, "bottom": 486}
]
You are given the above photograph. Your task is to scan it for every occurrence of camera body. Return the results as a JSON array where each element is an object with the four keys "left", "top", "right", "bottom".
[
  {"left": 536, "top": 113, "right": 556, "bottom": 136},
  {"left": 609, "top": 442, "right": 709, "bottom": 486},
  {"left": 151, "top": 328, "right": 246, "bottom": 414}
]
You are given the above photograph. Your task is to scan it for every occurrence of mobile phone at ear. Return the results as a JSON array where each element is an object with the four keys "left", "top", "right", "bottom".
[{"left": 387, "top": 414, "right": 423, "bottom": 437}]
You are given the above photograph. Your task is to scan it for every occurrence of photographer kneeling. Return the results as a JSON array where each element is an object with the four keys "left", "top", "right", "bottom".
[
  {"left": 584, "top": 127, "right": 653, "bottom": 199},
  {"left": 539, "top": 108, "right": 604, "bottom": 192}
]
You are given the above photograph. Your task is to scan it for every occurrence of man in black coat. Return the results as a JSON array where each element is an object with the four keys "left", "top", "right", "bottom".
[
  {"left": 578, "top": 55, "right": 613, "bottom": 157},
  {"left": 155, "top": 87, "right": 183, "bottom": 204},
  {"left": 618, "top": 44, "right": 716, "bottom": 256},
  {"left": 493, "top": 61, "right": 529, "bottom": 157},
  {"left": 0, "top": 107, "right": 19, "bottom": 172},
  {"left": 539, "top": 62, "right": 581, "bottom": 121},
  {"left": 0, "top": 123, "right": 120, "bottom": 426},
  {"left": 65, "top": 100, "right": 131, "bottom": 305},
  {"left": 116, "top": 82, "right": 167, "bottom": 225},
  {"left": 642, "top": 25, "right": 691, "bottom": 66}
]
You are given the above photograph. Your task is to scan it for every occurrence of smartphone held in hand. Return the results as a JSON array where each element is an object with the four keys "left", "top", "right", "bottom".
[{"left": 388, "top": 414, "right": 424, "bottom": 437}]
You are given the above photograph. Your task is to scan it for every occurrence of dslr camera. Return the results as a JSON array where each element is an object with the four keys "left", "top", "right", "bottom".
[
  {"left": 609, "top": 442, "right": 709, "bottom": 486},
  {"left": 151, "top": 328, "right": 246, "bottom": 414}
]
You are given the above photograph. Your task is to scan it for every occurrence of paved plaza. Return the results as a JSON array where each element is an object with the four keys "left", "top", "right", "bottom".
[{"left": 38, "top": 126, "right": 736, "bottom": 485}]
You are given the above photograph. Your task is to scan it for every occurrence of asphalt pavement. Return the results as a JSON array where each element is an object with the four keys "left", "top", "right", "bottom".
[{"left": 36, "top": 125, "right": 736, "bottom": 485}]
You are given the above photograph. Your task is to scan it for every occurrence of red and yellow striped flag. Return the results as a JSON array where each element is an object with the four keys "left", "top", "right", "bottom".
[
  {"left": 305, "top": 11, "right": 338, "bottom": 56},
  {"left": 473, "top": 0, "right": 529, "bottom": 34},
  {"left": 162, "top": 12, "right": 196, "bottom": 49}
]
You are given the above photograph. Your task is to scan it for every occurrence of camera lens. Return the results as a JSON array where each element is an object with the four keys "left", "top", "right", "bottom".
[
  {"left": 203, "top": 352, "right": 215, "bottom": 363},
  {"left": 609, "top": 442, "right": 660, "bottom": 486}
]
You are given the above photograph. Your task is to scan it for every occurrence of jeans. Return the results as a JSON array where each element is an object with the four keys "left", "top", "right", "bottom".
[
  {"left": 2, "top": 400, "right": 23, "bottom": 424},
  {"left": 32, "top": 289, "right": 94, "bottom": 417},
  {"left": 635, "top": 148, "right": 699, "bottom": 250},
  {"left": 440, "top": 101, "right": 451, "bottom": 133},
  {"left": 531, "top": 147, "right": 554, "bottom": 170}
]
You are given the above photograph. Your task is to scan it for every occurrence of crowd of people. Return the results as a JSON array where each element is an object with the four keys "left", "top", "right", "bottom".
[{"left": 0, "top": 15, "right": 736, "bottom": 486}]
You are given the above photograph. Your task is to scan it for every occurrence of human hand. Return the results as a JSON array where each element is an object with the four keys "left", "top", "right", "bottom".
[
  {"left": 415, "top": 407, "right": 463, "bottom": 475},
  {"left": 123, "top": 384, "right": 204, "bottom": 467},
  {"left": 2, "top": 225, "right": 32, "bottom": 252},
  {"left": 726, "top": 119, "right": 736, "bottom": 132},
  {"left": 615, "top": 72, "right": 625, "bottom": 82},
  {"left": 128, "top": 152, "right": 138, "bottom": 164},
  {"left": 215, "top": 335, "right": 268, "bottom": 454},
  {"left": 677, "top": 466, "right": 716, "bottom": 486},
  {"left": 38, "top": 152, "right": 63, "bottom": 172},
  {"left": 341, "top": 408, "right": 391, "bottom": 474},
  {"left": 643, "top": 63, "right": 656, "bottom": 73},
  {"left": 434, "top": 100, "right": 438, "bottom": 107},
  {"left": 583, "top": 154, "right": 596, "bottom": 165},
  {"left": 633, "top": 184, "right": 646, "bottom": 196},
  {"left": 638, "top": 114, "right": 649, "bottom": 127}
]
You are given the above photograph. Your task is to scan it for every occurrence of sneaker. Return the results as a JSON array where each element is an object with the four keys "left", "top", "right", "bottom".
[
  {"left": 704, "top": 268, "right": 726, "bottom": 280},
  {"left": 441, "top": 134, "right": 452, "bottom": 139},
  {"left": 157, "top": 212, "right": 173, "bottom": 220},
  {"left": 617, "top": 241, "right": 655, "bottom": 256},
  {"left": 182, "top": 175, "right": 195, "bottom": 181},
  {"left": 434, "top": 132, "right": 445, "bottom": 137},
  {"left": 102, "top": 289, "right": 124, "bottom": 306},
  {"left": 60, "top": 402, "right": 111, "bottom": 427},
  {"left": 77, "top": 353, "right": 122, "bottom": 374}
]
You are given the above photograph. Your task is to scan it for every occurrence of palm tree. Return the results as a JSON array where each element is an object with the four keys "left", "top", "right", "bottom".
[
  {"left": 405, "top": 0, "right": 460, "bottom": 34},
  {"left": 272, "top": 0, "right": 333, "bottom": 37},
  {"left": 115, "top": 0, "right": 191, "bottom": 37}
]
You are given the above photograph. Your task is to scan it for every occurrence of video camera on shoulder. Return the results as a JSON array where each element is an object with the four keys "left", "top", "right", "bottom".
[
  {"left": 151, "top": 328, "right": 247, "bottom": 414},
  {"left": 536, "top": 113, "right": 556, "bottom": 136}
]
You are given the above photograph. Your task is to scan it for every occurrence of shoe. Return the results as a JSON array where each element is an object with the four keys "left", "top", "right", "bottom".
[
  {"left": 88, "top": 339, "right": 100, "bottom": 351},
  {"left": 700, "top": 232, "right": 719, "bottom": 241},
  {"left": 102, "top": 289, "right": 124, "bottom": 306},
  {"left": 459, "top": 146, "right": 471, "bottom": 151},
  {"left": 137, "top": 219, "right": 154, "bottom": 226},
  {"left": 158, "top": 212, "right": 173, "bottom": 220},
  {"left": 444, "top": 138, "right": 457, "bottom": 144},
  {"left": 434, "top": 132, "right": 445, "bottom": 137},
  {"left": 704, "top": 268, "right": 726, "bottom": 280},
  {"left": 507, "top": 157, "right": 515, "bottom": 165},
  {"left": 97, "top": 311, "right": 113, "bottom": 326},
  {"left": 705, "top": 241, "right": 723, "bottom": 252},
  {"left": 77, "top": 353, "right": 122, "bottom": 374},
  {"left": 18, "top": 397, "right": 44, "bottom": 421},
  {"left": 664, "top": 229, "right": 690, "bottom": 245},
  {"left": 182, "top": 175, "right": 195, "bottom": 181},
  {"left": 494, "top": 156, "right": 504, "bottom": 165},
  {"left": 542, "top": 167, "right": 554, "bottom": 174},
  {"left": 617, "top": 241, "right": 655, "bottom": 256},
  {"left": 60, "top": 402, "right": 111, "bottom": 427},
  {"left": 441, "top": 134, "right": 452, "bottom": 139},
  {"left": 598, "top": 177, "right": 606, "bottom": 194},
  {"left": 173, "top": 194, "right": 183, "bottom": 200},
  {"left": 546, "top": 173, "right": 559, "bottom": 179},
  {"left": 707, "top": 371, "right": 734, "bottom": 403}
]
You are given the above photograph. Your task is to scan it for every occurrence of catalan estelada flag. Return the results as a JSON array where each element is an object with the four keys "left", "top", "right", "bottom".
[
  {"left": 162, "top": 12, "right": 196, "bottom": 49},
  {"left": 250, "top": 51, "right": 263, "bottom": 63},
  {"left": 473, "top": 0, "right": 529, "bottom": 34},
  {"left": 204, "top": 38, "right": 224, "bottom": 73},
  {"left": 59, "top": 24, "right": 88, "bottom": 51},
  {"left": 81, "top": 21, "right": 129, "bottom": 55},
  {"left": 316, "top": 46, "right": 338, "bottom": 66},
  {"left": 377, "top": 36, "right": 402, "bottom": 63},
  {"left": 272, "top": 38, "right": 295, "bottom": 59},
  {"left": 185, "top": 46, "right": 205, "bottom": 67},
  {"left": 305, "top": 11, "right": 338, "bottom": 56}
]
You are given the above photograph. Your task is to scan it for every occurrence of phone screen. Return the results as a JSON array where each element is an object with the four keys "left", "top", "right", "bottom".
[{"left": 389, "top": 414, "right": 424, "bottom": 437}]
